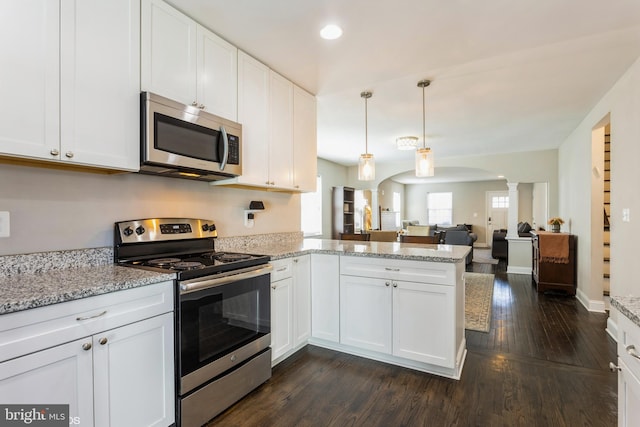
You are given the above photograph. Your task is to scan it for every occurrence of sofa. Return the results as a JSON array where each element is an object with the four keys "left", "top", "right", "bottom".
[
  {"left": 491, "top": 222, "right": 533, "bottom": 260},
  {"left": 404, "top": 224, "right": 476, "bottom": 264}
]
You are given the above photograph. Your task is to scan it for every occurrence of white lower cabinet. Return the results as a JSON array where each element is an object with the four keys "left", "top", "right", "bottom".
[
  {"left": 616, "top": 310, "right": 640, "bottom": 427},
  {"left": 310, "top": 254, "right": 341, "bottom": 343},
  {"left": 270, "top": 255, "right": 311, "bottom": 365},
  {"left": 0, "top": 282, "right": 175, "bottom": 427},
  {"left": 321, "top": 255, "right": 466, "bottom": 379}
]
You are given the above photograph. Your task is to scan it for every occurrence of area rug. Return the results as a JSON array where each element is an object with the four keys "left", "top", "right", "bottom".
[
  {"left": 465, "top": 272, "right": 495, "bottom": 332},
  {"left": 472, "top": 248, "right": 499, "bottom": 265}
]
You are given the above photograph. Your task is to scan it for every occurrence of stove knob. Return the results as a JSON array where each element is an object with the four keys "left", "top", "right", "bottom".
[
  {"left": 135, "top": 226, "right": 145, "bottom": 235},
  {"left": 201, "top": 224, "right": 209, "bottom": 232},
  {"left": 123, "top": 226, "right": 133, "bottom": 237},
  {"left": 209, "top": 224, "right": 217, "bottom": 232}
]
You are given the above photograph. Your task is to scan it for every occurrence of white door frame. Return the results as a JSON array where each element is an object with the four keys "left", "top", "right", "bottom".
[{"left": 486, "top": 191, "right": 509, "bottom": 247}]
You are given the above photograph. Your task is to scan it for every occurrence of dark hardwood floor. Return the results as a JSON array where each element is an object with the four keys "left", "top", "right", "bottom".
[{"left": 207, "top": 256, "right": 617, "bottom": 427}]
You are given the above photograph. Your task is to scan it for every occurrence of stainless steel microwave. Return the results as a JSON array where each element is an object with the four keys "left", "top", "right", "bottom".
[{"left": 140, "top": 92, "right": 242, "bottom": 181}]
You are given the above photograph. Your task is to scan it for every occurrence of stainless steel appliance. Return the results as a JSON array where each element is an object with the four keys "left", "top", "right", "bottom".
[
  {"left": 114, "top": 218, "right": 272, "bottom": 427},
  {"left": 140, "top": 92, "right": 242, "bottom": 181}
]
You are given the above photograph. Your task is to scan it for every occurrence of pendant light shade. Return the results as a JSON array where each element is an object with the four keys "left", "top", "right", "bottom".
[
  {"left": 358, "top": 91, "right": 375, "bottom": 181},
  {"left": 415, "top": 79, "right": 434, "bottom": 177}
]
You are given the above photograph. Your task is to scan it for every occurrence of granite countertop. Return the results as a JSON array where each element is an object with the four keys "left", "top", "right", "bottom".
[
  {"left": 611, "top": 296, "right": 640, "bottom": 328},
  {"left": 0, "top": 264, "right": 174, "bottom": 315},
  {"left": 226, "top": 238, "right": 471, "bottom": 263},
  {"left": 0, "top": 236, "right": 468, "bottom": 316}
]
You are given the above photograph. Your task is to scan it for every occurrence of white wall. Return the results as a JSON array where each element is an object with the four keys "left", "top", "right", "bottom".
[
  {"left": 0, "top": 163, "right": 300, "bottom": 256},
  {"left": 558, "top": 55, "right": 640, "bottom": 310}
]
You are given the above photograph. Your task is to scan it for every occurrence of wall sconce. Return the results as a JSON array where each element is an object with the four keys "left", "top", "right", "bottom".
[{"left": 244, "top": 201, "right": 265, "bottom": 228}]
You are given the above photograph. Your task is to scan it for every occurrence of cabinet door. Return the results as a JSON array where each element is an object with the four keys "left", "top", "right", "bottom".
[
  {"left": 197, "top": 25, "right": 238, "bottom": 121},
  {"left": 340, "top": 275, "right": 392, "bottom": 354},
  {"left": 311, "top": 254, "right": 340, "bottom": 343},
  {"left": 619, "top": 358, "right": 640, "bottom": 427},
  {"left": 0, "top": 338, "right": 94, "bottom": 426},
  {"left": 268, "top": 70, "right": 294, "bottom": 188},
  {"left": 0, "top": 0, "right": 60, "bottom": 160},
  {"left": 93, "top": 312, "right": 175, "bottom": 427},
  {"left": 141, "top": 0, "right": 197, "bottom": 105},
  {"left": 292, "top": 85, "right": 317, "bottom": 192},
  {"left": 293, "top": 255, "right": 311, "bottom": 346},
  {"left": 271, "top": 277, "right": 294, "bottom": 361},
  {"left": 237, "top": 51, "right": 270, "bottom": 186},
  {"left": 393, "top": 280, "right": 455, "bottom": 367},
  {"left": 60, "top": 0, "right": 140, "bottom": 171}
]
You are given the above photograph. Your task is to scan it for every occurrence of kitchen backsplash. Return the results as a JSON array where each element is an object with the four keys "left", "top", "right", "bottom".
[{"left": 0, "top": 232, "right": 304, "bottom": 276}]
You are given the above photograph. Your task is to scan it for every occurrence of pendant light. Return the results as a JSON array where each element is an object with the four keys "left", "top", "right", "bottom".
[
  {"left": 358, "top": 91, "right": 375, "bottom": 181},
  {"left": 415, "top": 79, "right": 434, "bottom": 177}
]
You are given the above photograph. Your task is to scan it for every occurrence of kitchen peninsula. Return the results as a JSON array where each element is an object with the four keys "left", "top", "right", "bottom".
[{"left": 224, "top": 238, "right": 470, "bottom": 380}]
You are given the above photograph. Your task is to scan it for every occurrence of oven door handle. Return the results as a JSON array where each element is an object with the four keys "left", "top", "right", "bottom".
[{"left": 179, "top": 264, "right": 273, "bottom": 294}]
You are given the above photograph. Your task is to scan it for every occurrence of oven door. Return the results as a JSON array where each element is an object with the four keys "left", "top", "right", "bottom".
[{"left": 178, "top": 265, "right": 271, "bottom": 395}]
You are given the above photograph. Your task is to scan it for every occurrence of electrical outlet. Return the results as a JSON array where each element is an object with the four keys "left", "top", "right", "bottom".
[
  {"left": 0, "top": 211, "right": 10, "bottom": 237},
  {"left": 623, "top": 208, "right": 631, "bottom": 223}
]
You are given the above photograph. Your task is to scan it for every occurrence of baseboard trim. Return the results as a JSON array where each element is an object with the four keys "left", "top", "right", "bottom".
[
  {"left": 507, "top": 266, "right": 531, "bottom": 275},
  {"left": 576, "top": 288, "right": 607, "bottom": 313}
]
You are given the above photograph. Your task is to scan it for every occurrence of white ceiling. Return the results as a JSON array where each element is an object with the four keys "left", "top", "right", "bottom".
[{"left": 169, "top": 0, "right": 640, "bottom": 177}]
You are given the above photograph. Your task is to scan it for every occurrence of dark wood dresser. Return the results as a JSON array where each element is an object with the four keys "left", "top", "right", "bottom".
[{"left": 531, "top": 231, "right": 577, "bottom": 295}]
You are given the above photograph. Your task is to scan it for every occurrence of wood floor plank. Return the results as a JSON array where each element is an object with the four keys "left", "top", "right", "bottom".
[{"left": 205, "top": 256, "right": 617, "bottom": 427}]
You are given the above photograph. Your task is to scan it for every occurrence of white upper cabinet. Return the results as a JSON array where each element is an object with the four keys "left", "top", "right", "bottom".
[
  {"left": 60, "top": 0, "right": 140, "bottom": 171},
  {"left": 269, "top": 70, "right": 294, "bottom": 189},
  {"left": 197, "top": 26, "right": 238, "bottom": 121},
  {"left": 235, "top": 51, "right": 270, "bottom": 186},
  {"left": 215, "top": 51, "right": 317, "bottom": 192},
  {"left": 0, "top": 0, "right": 140, "bottom": 171},
  {"left": 141, "top": 0, "right": 197, "bottom": 106},
  {"left": 141, "top": 0, "right": 238, "bottom": 121},
  {"left": 0, "top": 0, "right": 60, "bottom": 160},
  {"left": 293, "top": 86, "right": 318, "bottom": 192}
]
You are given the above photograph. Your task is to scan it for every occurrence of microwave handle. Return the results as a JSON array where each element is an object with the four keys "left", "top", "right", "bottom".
[{"left": 219, "top": 126, "right": 229, "bottom": 171}]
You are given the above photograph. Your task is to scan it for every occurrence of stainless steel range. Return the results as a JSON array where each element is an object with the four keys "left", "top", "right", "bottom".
[{"left": 114, "top": 218, "right": 272, "bottom": 427}]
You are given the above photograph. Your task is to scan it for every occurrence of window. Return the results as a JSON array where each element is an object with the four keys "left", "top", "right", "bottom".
[
  {"left": 301, "top": 176, "right": 322, "bottom": 236},
  {"left": 427, "top": 192, "right": 452, "bottom": 225},
  {"left": 492, "top": 195, "right": 509, "bottom": 208},
  {"left": 392, "top": 192, "right": 401, "bottom": 227}
]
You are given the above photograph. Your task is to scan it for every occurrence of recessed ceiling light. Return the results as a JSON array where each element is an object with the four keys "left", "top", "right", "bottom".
[{"left": 320, "top": 24, "right": 342, "bottom": 40}]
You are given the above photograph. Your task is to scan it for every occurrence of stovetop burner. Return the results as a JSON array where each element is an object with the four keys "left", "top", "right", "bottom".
[
  {"left": 114, "top": 218, "right": 271, "bottom": 280},
  {"left": 148, "top": 257, "right": 182, "bottom": 267},
  {"left": 172, "top": 261, "right": 205, "bottom": 270}
]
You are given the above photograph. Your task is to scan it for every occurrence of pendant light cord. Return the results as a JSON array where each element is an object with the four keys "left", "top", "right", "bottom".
[
  {"left": 417, "top": 80, "right": 431, "bottom": 150},
  {"left": 361, "top": 91, "right": 372, "bottom": 155}
]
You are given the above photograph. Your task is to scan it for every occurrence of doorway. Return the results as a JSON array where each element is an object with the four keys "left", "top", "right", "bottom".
[{"left": 486, "top": 191, "right": 508, "bottom": 247}]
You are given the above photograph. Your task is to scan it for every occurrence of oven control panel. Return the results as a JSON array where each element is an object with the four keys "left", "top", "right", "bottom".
[{"left": 115, "top": 218, "right": 217, "bottom": 244}]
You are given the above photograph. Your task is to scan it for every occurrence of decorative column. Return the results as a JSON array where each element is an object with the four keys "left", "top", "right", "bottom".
[{"left": 507, "top": 182, "right": 519, "bottom": 238}]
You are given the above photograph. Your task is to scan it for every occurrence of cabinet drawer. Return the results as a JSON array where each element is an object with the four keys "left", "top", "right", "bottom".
[
  {"left": 619, "top": 313, "right": 640, "bottom": 380},
  {"left": 340, "top": 256, "right": 456, "bottom": 285},
  {"left": 0, "top": 281, "right": 174, "bottom": 363},
  {"left": 270, "top": 259, "right": 293, "bottom": 282}
]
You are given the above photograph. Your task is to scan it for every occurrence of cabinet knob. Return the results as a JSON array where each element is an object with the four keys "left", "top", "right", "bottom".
[
  {"left": 65, "top": 151, "right": 74, "bottom": 158},
  {"left": 393, "top": 282, "right": 398, "bottom": 288},
  {"left": 609, "top": 362, "right": 621, "bottom": 372},
  {"left": 50, "top": 148, "right": 59, "bottom": 156},
  {"left": 82, "top": 343, "right": 92, "bottom": 351},
  {"left": 99, "top": 337, "right": 108, "bottom": 345},
  {"left": 191, "top": 101, "right": 198, "bottom": 107},
  {"left": 272, "top": 285, "right": 276, "bottom": 290},
  {"left": 198, "top": 104, "right": 205, "bottom": 109},
  {"left": 385, "top": 282, "right": 390, "bottom": 287}
]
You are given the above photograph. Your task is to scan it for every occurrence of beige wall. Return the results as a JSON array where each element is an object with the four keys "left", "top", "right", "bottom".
[
  {"left": 558, "top": 55, "right": 640, "bottom": 310},
  {"left": 378, "top": 179, "right": 405, "bottom": 219},
  {"left": 316, "top": 158, "right": 349, "bottom": 239},
  {"left": 405, "top": 180, "right": 509, "bottom": 245},
  {"left": 0, "top": 163, "right": 300, "bottom": 256}
]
